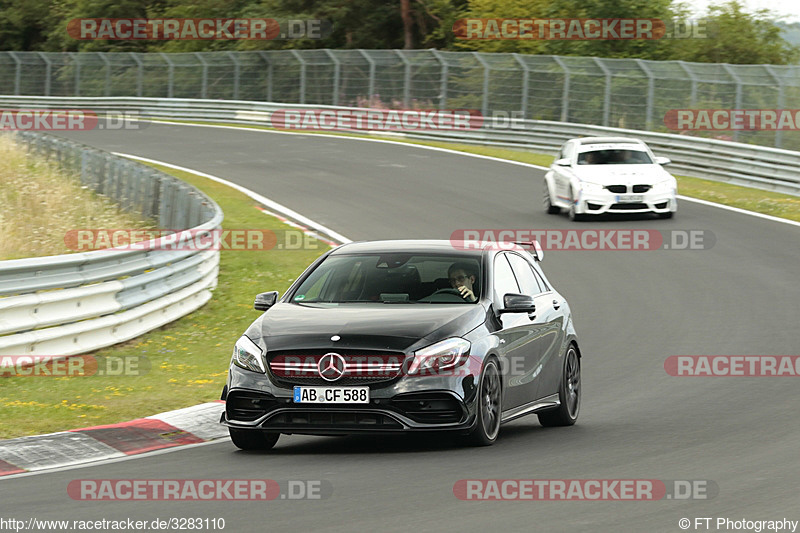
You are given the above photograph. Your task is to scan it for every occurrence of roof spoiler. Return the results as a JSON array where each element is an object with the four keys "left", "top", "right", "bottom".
[{"left": 513, "top": 240, "right": 544, "bottom": 262}]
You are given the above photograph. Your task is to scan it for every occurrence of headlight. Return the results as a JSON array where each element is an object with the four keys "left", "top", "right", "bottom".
[
  {"left": 579, "top": 181, "right": 603, "bottom": 192},
  {"left": 408, "top": 337, "right": 471, "bottom": 375},
  {"left": 652, "top": 179, "right": 676, "bottom": 192},
  {"left": 231, "top": 335, "right": 266, "bottom": 373}
]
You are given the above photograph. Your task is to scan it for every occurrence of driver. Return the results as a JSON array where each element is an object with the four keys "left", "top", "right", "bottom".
[{"left": 448, "top": 262, "right": 478, "bottom": 302}]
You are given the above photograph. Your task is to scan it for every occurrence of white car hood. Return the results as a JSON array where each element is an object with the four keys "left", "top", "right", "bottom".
[{"left": 569, "top": 164, "right": 671, "bottom": 185}]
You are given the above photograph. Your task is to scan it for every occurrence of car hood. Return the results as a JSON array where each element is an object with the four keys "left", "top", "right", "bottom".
[
  {"left": 569, "top": 164, "right": 671, "bottom": 185},
  {"left": 248, "top": 302, "right": 486, "bottom": 353}
]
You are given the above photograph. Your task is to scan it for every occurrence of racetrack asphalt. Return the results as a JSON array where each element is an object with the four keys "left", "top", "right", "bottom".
[{"left": 3, "top": 124, "right": 798, "bottom": 532}]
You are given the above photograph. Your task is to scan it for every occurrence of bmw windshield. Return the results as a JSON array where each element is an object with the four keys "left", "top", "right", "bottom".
[{"left": 290, "top": 253, "right": 482, "bottom": 304}]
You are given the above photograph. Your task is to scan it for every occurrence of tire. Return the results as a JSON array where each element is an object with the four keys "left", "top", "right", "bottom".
[
  {"left": 466, "top": 359, "right": 502, "bottom": 446},
  {"left": 658, "top": 211, "right": 674, "bottom": 219},
  {"left": 568, "top": 187, "right": 587, "bottom": 222},
  {"left": 543, "top": 181, "right": 560, "bottom": 214},
  {"left": 538, "top": 345, "right": 581, "bottom": 427},
  {"left": 229, "top": 428, "right": 280, "bottom": 450}
]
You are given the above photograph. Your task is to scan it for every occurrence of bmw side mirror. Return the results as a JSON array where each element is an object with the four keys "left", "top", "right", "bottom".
[
  {"left": 554, "top": 158, "right": 571, "bottom": 166},
  {"left": 499, "top": 293, "right": 536, "bottom": 314},
  {"left": 654, "top": 156, "right": 671, "bottom": 166},
  {"left": 254, "top": 291, "right": 279, "bottom": 311}
]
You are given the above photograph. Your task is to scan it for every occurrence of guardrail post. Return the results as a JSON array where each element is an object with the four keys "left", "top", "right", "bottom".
[
  {"left": 8, "top": 51, "right": 22, "bottom": 95},
  {"left": 722, "top": 64, "right": 742, "bottom": 142},
  {"left": 227, "top": 51, "right": 240, "bottom": 100},
  {"left": 395, "top": 50, "right": 412, "bottom": 108},
  {"left": 129, "top": 53, "right": 144, "bottom": 97},
  {"left": 358, "top": 49, "right": 376, "bottom": 106},
  {"left": 324, "top": 49, "right": 341, "bottom": 106},
  {"left": 636, "top": 59, "right": 655, "bottom": 130},
  {"left": 764, "top": 65, "right": 784, "bottom": 149},
  {"left": 594, "top": 57, "right": 612, "bottom": 127},
  {"left": 159, "top": 52, "right": 174, "bottom": 99},
  {"left": 39, "top": 52, "right": 52, "bottom": 96},
  {"left": 195, "top": 52, "right": 208, "bottom": 99},
  {"left": 552, "top": 56, "right": 570, "bottom": 122},
  {"left": 513, "top": 53, "right": 529, "bottom": 118},
  {"left": 473, "top": 52, "right": 491, "bottom": 118},
  {"left": 431, "top": 49, "right": 448, "bottom": 110},
  {"left": 290, "top": 49, "right": 307, "bottom": 104}
]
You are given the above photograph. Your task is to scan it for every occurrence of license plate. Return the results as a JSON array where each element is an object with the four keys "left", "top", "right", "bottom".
[
  {"left": 293, "top": 386, "right": 369, "bottom": 404},
  {"left": 617, "top": 194, "right": 644, "bottom": 203}
]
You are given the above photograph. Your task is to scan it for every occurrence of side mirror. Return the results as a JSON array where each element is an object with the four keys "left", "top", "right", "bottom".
[
  {"left": 654, "top": 156, "right": 671, "bottom": 166},
  {"left": 499, "top": 293, "right": 536, "bottom": 314},
  {"left": 554, "top": 158, "right": 571, "bottom": 166},
  {"left": 254, "top": 291, "right": 279, "bottom": 311}
]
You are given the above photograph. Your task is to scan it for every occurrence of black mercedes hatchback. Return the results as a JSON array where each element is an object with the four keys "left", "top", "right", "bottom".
[{"left": 220, "top": 239, "right": 581, "bottom": 449}]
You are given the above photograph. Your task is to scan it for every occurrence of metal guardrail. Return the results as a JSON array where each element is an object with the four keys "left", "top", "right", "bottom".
[
  {"left": 1, "top": 96, "right": 798, "bottom": 196},
  {"left": 0, "top": 131, "right": 223, "bottom": 356}
]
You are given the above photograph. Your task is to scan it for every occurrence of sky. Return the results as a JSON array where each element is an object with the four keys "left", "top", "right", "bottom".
[{"left": 684, "top": 0, "right": 800, "bottom": 22}]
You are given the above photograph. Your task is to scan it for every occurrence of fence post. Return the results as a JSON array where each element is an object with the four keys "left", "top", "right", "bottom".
[
  {"left": 195, "top": 52, "right": 208, "bottom": 99},
  {"left": 722, "top": 64, "right": 742, "bottom": 142},
  {"left": 513, "top": 53, "right": 529, "bottom": 118},
  {"left": 473, "top": 52, "right": 491, "bottom": 118},
  {"left": 257, "top": 51, "right": 272, "bottom": 101},
  {"left": 227, "top": 51, "right": 240, "bottom": 100},
  {"left": 431, "top": 49, "right": 448, "bottom": 110},
  {"left": 324, "top": 49, "right": 341, "bottom": 106},
  {"left": 98, "top": 52, "right": 112, "bottom": 96},
  {"left": 677, "top": 61, "right": 697, "bottom": 107},
  {"left": 290, "top": 49, "right": 306, "bottom": 104},
  {"left": 129, "top": 53, "right": 144, "bottom": 97},
  {"left": 593, "top": 57, "right": 612, "bottom": 127},
  {"left": 395, "top": 50, "right": 412, "bottom": 108},
  {"left": 636, "top": 59, "right": 655, "bottom": 130},
  {"left": 38, "top": 52, "right": 52, "bottom": 96},
  {"left": 358, "top": 49, "right": 376, "bottom": 105},
  {"left": 159, "top": 52, "right": 174, "bottom": 99},
  {"left": 764, "top": 65, "right": 784, "bottom": 149},
  {"left": 72, "top": 52, "right": 81, "bottom": 96},
  {"left": 8, "top": 51, "right": 22, "bottom": 95},
  {"left": 552, "top": 56, "right": 570, "bottom": 123}
]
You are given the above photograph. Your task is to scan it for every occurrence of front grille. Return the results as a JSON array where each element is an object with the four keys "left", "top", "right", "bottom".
[
  {"left": 632, "top": 184, "right": 652, "bottom": 193},
  {"left": 610, "top": 203, "right": 649, "bottom": 210},
  {"left": 268, "top": 350, "right": 407, "bottom": 388},
  {"left": 226, "top": 392, "right": 280, "bottom": 422},
  {"left": 605, "top": 185, "right": 627, "bottom": 193},
  {"left": 390, "top": 393, "right": 464, "bottom": 424},
  {"left": 264, "top": 410, "right": 403, "bottom": 429}
]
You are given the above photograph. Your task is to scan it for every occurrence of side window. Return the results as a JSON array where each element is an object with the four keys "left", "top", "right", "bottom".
[
  {"left": 507, "top": 253, "right": 543, "bottom": 295},
  {"left": 493, "top": 254, "right": 520, "bottom": 302},
  {"left": 532, "top": 267, "right": 550, "bottom": 292}
]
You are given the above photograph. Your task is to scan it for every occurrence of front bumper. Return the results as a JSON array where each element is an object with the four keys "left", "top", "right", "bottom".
[
  {"left": 576, "top": 190, "right": 677, "bottom": 215},
  {"left": 221, "top": 364, "right": 479, "bottom": 435}
]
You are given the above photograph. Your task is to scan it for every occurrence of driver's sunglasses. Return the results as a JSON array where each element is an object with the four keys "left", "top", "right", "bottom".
[{"left": 449, "top": 275, "right": 469, "bottom": 285}]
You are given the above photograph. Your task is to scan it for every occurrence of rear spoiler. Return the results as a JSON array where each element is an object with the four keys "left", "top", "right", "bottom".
[{"left": 513, "top": 240, "right": 544, "bottom": 262}]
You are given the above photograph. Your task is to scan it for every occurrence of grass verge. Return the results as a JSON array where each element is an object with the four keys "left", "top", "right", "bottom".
[
  {"left": 0, "top": 136, "right": 157, "bottom": 260},
  {"left": 0, "top": 163, "right": 328, "bottom": 439}
]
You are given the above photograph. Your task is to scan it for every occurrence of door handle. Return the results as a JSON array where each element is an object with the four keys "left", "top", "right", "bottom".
[{"left": 552, "top": 300, "right": 561, "bottom": 310}]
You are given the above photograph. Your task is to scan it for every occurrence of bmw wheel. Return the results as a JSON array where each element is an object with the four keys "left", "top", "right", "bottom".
[
  {"left": 538, "top": 345, "right": 581, "bottom": 427},
  {"left": 229, "top": 428, "right": 280, "bottom": 450},
  {"left": 467, "top": 359, "right": 502, "bottom": 446},
  {"left": 568, "top": 187, "right": 587, "bottom": 222}
]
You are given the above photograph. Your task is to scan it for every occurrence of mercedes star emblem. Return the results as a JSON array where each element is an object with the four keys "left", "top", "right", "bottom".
[{"left": 318, "top": 353, "right": 346, "bottom": 382}]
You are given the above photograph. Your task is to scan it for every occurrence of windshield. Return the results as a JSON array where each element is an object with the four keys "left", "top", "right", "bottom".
[
  {"left": 291, "top": 253, "right": 482, "bottom": 304},
  {"left": 577, "top": 149, "right": 653, "bottom": 165}
]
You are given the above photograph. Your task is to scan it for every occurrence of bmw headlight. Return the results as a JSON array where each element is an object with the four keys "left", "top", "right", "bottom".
[
  {"left": 408, "top": 337, "right": 471, "bottom": 375},
  {"left": 579, "top": 181, "right": 603, "bottom": 192},
  {"left": 652, "top": 178, "right": 676, "bottom": 192},
  {"left": 232, "top": 335, "right": 266, "bottom": 373}
]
